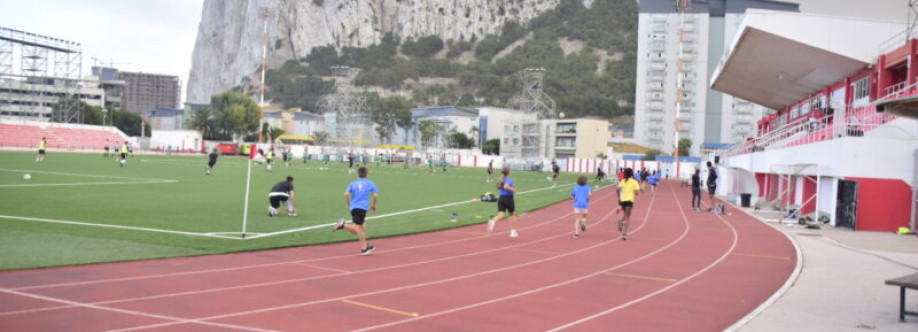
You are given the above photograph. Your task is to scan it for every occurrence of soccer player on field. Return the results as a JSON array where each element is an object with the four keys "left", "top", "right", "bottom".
[
  {"left": 119, "top": 141, "right": 129, "bottom": 167},
  {"left": 571, "top": 175, "right": 591, "bottom": 238},
  {"left": 267, "top": 176, "right": 297, "bottom": 217},
  {"left": 347, "top": 153, "right": 355, "bottom": 174},
  {"left": 103, "top": 139, "right": 110, "bottom": 158},
  {"left": 487, "top": 167, "right": 520, "bottom": 238},
  {"left": 35, "top": 137, "right": 47, "bottom": 162},
  {"left": 426, "top": 155, "right": 434, "bottom": 175},
  {"left": 486, "top": 160, "right": 494, "bottom": 183},
  {"left": 550, "top": 161, "right": 560, "bottom": 187},
  {"left": 206, "top": 149, "right": 219, "bottom": 175},
  {"left": 333, "top": 167, "right": 379, "bottom": 256}
]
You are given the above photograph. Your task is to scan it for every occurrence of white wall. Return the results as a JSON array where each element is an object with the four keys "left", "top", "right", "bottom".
[{"left": 150, "top": 130, "right": 202, "bottom": 151}]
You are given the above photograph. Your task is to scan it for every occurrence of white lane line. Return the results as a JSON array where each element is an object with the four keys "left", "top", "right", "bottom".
[
  {"left": 9, "top": 188, "right": 612, "bottom": 293},
  {"left": 245, "top": 182, "right": 576, "bottom": 240},
  {"left": 3, "top": 190, "right": 616, "bottom": 326},
  {"left": 350, "top": 187, "right": 666, "bottom": 331},
  {"left": 545, "top": 182, "right": 740, "bottom": 331},
  {"left": 0, "top": 215, "right": 241, "bottom": 240},
  {"left": 0, "top": 287, "right": 278, "bottom": 332},
  {"left": 100, "top": 206, "right": 628, "bottom": 332}
]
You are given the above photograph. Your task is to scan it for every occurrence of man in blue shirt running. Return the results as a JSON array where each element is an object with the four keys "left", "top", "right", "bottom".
[{"left": 333, "top": 167, "right": 379, "bottom": 255}]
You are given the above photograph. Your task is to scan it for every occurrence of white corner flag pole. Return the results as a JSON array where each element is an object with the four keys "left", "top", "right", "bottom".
[{"left": 241, "top": 155, "right": 253, "bottom": 238}]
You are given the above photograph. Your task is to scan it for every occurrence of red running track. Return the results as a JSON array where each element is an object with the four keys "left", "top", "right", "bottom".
[{"left": 0, "top": 181, "right": 797, "bottom": 331}]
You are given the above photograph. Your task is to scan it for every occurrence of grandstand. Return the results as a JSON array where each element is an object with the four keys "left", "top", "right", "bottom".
[{"left": 0, "top": 120, "right": 130, "bottom": 151}]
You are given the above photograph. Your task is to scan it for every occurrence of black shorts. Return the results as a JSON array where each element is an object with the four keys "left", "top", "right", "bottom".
[
  {"left": 708, "top": 185, "right": 717, "bottom": 195},
  {"left": 269, "top": 194, "right": 289, "bottom": 208},
  {"left": 620, "top": 201, "right": 634, "bottom": 208},
  {"left": 552, "top": 173, "right": 559, "bottom": 178},
  {"left": 38, "top": 149, "right": 45, "bottom": 155},
  {"left": 120, "top": 152, "right": 127, "bottom": 159},
  {"left": 208, "top": 161, "right": 216, "bottom": 167},
  {"left": 351, "top": 208, "right": 368, "bottom": 225},
  {"left": 487, "top": 169, "right": 493, "bottom": 175},
  {"left": 497, "top": 195, "right": 515, "bottom": 214}
]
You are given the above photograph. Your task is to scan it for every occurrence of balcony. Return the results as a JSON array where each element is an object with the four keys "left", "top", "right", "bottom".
[
  {"left": 647, "top": 93, "right": 664, "bottom": 101},
  {"left": 647, "top": 102, "right": 664, "bottom": 110},
  {"left": 648, "top": 114, "right": 664, "bottom": 121},
  {"left": 649, "top": 83, "right": 664, "bottom": 91},
  {"left": 652, "top": 24, "right": 667, "bottom": 33},
  {"left": 650, "top": 63, "right": 666, "bottom": 71}
]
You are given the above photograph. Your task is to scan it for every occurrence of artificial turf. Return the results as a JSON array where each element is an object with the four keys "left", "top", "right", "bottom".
[{"left": 0, "top": 151, "right": 596, "bottom": 270}]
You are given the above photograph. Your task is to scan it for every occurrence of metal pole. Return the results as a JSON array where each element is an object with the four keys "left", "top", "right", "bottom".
[
  {"left": 815, "top": 164, "right": 821, "bottom": 223},
  {"left": 258, "top": 8, "right": 269, "bottom": 144},
  {"left": 912, "top": 149, "right": 917, "bottom": 231},
  {"left": 241, "top": 158, "right": 253, "bottom": 238}
]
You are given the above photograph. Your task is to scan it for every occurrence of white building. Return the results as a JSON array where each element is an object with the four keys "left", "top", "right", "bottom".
[
  {"left": 634, "top": 0, "right": 798, "bottom": 155},
  {"left": 0, "top": 77, "right": 105, "bottom": 122},
  {"left": 409, "top": 106, "right": 479, "bottom": 149}
]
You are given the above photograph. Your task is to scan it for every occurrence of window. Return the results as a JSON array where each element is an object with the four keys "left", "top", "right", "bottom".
[
  {"left": 512, "top": 138, "right": 519, "bottom": 144},
  {"left": 852, "top": 77, "right": 870, "bottom": 106}
]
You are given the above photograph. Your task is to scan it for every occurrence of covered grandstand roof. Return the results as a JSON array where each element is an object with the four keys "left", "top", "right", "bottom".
[{"left": 711, "top": 10, "right": 906, "bottom": 110}]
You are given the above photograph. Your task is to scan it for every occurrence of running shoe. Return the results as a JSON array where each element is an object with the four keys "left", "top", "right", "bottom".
[
  {"left": 332, "top": 218, "right": 346, "bottom": 231},
  {"left": 361, "top": 245, "right": 375, "bottom": 256},
  {"left": 622, "top": 233, "right": 629, "bottom": 241},
  {"left": 617, "top": 220, "right": 623, "bottom": 232},
  {"left": 509, "top": 229, "right": 519, "bottom": 238},
  {"left": 580, "top": 219, "right": 587, "bottom": 232},
  {"left": 487, "top": 219, "right": 495, "bottom": 233},
  {"left": 573, "top": 233, "right": 580, "bottom": 239}
]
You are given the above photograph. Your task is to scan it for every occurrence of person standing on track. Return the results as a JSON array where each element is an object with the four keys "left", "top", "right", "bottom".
[
  {"left": 333, "top": 166, "right": 379, "bottom": 256},
  {"left": 691, "top": 168, "right": 702, "bottom": 212},
  {"left": 487, "top": 167, "right": 520, "bottom": 238},
  {"left": 571, "top": 176, "right": 591, "bottom": 238},
  {"left": 615, "top": 168, "right": 641, "bottom": 241},
  {"left": 706, "top": 161, "right": 719, "bottom": 212}
]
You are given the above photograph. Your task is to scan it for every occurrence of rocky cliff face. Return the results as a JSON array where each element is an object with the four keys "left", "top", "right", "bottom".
[{"left": 187, "top": 0, "right": 593, "bottom": 104}]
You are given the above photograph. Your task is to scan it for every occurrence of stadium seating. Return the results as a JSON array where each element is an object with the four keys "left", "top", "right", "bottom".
[{"left": 0, "top": 123, "right": 128, "bottom": 150}]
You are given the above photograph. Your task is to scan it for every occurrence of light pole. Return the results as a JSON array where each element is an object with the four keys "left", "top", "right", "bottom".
[{"left": 102, "top": 107, "right": 108, "bottom": 128}]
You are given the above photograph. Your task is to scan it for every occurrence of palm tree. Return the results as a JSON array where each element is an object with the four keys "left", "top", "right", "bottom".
[
  {"left": 418, "top": 120, "right": 440, "bottom": 149},
  {"left": 185, "top": 108, "right": 214, "bottom": 139},
  {"left": 313, "top": 130, "right": 330, "bottom": 145}
]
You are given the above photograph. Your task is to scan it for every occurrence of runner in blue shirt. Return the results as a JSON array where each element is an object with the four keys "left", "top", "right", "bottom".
[
  {"left": 333, "top": 167, "right": 379, "bottom": 255},
  {"left": 487, "top": 167, "right": 519, "bottom": 238},
  {"left": 648, "top": 171, "right": 660, "bottom": 196},
  {"left": 571, "top": 176, "right": 592, "bottom": 238}
]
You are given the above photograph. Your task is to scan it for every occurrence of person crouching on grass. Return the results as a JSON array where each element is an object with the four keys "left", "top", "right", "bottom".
[
  {"left": 487, "top": 167, "right": 519, "bottom": 238},
  {"left": 268, "top": 176, "right": 297, "bottom": 217},
  {"left": 333, "top": 167, "right": 379, "bottom": 256},
  {"left": 615, "top": 168, "right": 641, "bottom": 241},
  {"left": 571, "top": 176, "right": 591, "bottom": 238}
]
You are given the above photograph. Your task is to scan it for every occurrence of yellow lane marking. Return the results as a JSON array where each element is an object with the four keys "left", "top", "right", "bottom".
[
  {"left": 341, "top": 300, "right": 420, "bottom": 317},
  {"left": 732, "top": 253, "right": 792, "bottom": 260},
  {"left": 605, "top": 272, "right": 678, "bottom": 283}
]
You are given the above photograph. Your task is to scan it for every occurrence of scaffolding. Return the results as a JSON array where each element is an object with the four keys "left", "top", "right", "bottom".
[
  {"left": 507, "top": 68, "right": 556, "bottom": 160},
  {"left": 316, "top": 66, "right": 370, "bottom": 150},
  {"left": 763, "top": 163, "right": 823, "bottom": 224},
  {"left": 0, "top": 26, "right": 82, "bottom": 123}
]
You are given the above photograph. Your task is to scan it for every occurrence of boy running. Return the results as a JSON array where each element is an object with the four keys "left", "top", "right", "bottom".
[
  {"left": 206, "top": 149, "right": 219, "bottom": 175},
  {"left": 333, "top": 167, "right": 379, "bottom": 255},
  {"left": 615, "top": 168, "right": 641, "bottom": 240},
  {"left": 119, "top": 141, "right": 129, "bottom": 167},
  {"left": 267, "top": 176, "right": 297, "bottom": 217},
  {"left": 265, "top": 149, "right": 275, "bottom": 172},
  {"left": 571, "top": 176, "right": 591, "bottom": 238},
  {"left": 36, "top": 137, "right": 47, "bottom": 162},
  {"left": 647, "top": 171, "right": 659, "bottom": 196},
  {"left": 426, "top": 156, "right": 434, "bottom": 175},
  {"left": 347, "top": 153, "right": 355, "bottom": 174},
  {"left": 487, "top": 167, "right": 520, "bottom": 238}
]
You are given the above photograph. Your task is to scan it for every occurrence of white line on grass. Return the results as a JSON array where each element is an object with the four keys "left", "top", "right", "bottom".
[
  {"left": 0, "top": 180, "right": 175, "bottom": 188},
  {"left": 244, "top": 183, "right": 576, "bottom": 240},
  {"left": 0, "top": 215, "right": 242, "bottom": 240},
  {"left": 0, "top": 168, "right": 176, "bottom": 181}
]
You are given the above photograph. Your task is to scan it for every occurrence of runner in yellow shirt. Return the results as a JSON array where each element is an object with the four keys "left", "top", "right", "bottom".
[{"left": 615, "top": 168, "right": 642, "bottom": 240}]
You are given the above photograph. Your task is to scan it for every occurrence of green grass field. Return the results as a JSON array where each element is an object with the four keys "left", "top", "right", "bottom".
[{"left": 0, "top": 151, "right": 592, "bottom": 270}]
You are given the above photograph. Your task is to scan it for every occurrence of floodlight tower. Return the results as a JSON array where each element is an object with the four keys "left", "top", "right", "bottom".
[
  {"left": 673, "top": 0, "right": 691, "bottom": 177},
  {"left": 317, "top": 66, "right": 368, "bottom": 149},
  {"left": 258, "top": 7, "right": 271, "bottom": 143}
]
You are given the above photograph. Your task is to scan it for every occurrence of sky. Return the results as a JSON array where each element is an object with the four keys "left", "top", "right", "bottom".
[
  {"left": 0, "top": 0, "right": 906, "bottom": 104},
  {"left": 0, "top": 0, "right": 204, "bottom": 103}
]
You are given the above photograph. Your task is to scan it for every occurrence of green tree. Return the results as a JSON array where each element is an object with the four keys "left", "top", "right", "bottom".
[
  {"left": 210, "top": 91, "right": 261, "bottom": 140},
  {"left": 446, "top": 131, "right": 475, "bottom": 149},
  {"left": 371, "top": 95, "right": 414, "bottom": 144},
  {"left": 185, "top": 107, "right": 215, "bottom": 139},
  {"left": 267, "top": 126, "right": 285, "bottom": 143},
  {"left": 482, "top": 138, "right": 500, "bottom": 155},
  {"left": 417, "top": 120, "right": 440, "bottom": 148},
  {"left": 644, "top": 149, "right": 662, "bottom": 161},
  {"left": 312, "top": 130, "right": 330, "bottom": 145},
  {"left": 402, "top": 35, "right": 444, "bottom": 57},
  {"left": 678, "top": 138, "right": 692, "bottom": 157}
]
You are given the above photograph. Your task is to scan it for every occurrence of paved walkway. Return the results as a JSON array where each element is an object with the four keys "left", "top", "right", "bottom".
[{"left": 734, "top": 211, "right": 918, "bottom": 332}]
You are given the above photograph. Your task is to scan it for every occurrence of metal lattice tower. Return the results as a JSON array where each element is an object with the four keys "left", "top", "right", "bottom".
[
  {"left": 507, "top": 68, "right": 556, "bottom": 159},
  {"left": 0, "top": 26, "right": 82, "bottom": 123},
  {"left": 316, "top": 66, "right": 369, "bottom": 149}
]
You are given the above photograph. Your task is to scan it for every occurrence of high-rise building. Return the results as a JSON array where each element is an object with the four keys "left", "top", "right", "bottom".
[
  {"left": 634, "top": 0, "right": 798, "bottom": 155},
  {"left": 93, "top": 66, "right": 180, "bottom": 113}
]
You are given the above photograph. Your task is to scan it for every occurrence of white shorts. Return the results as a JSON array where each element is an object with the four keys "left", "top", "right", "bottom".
[{"left": 573, "top": 208, "right": 588, "bottom": 214}]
